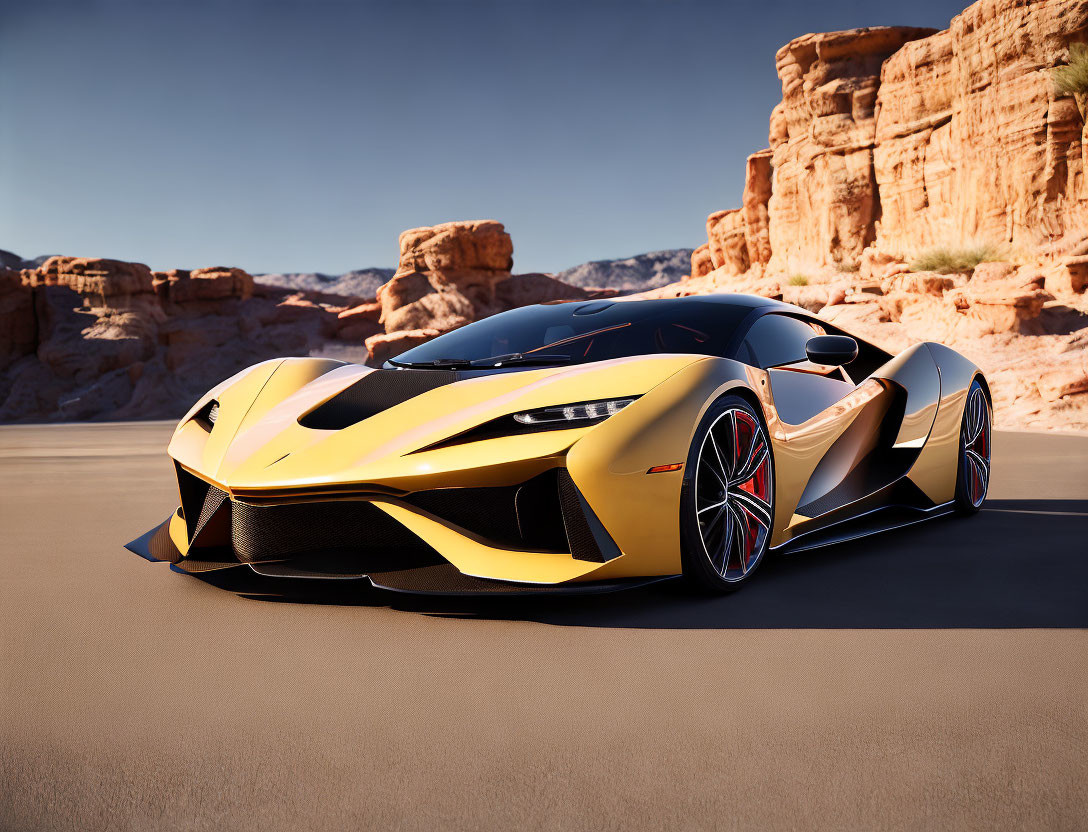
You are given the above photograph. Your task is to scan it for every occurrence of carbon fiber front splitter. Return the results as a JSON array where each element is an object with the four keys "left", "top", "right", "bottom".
[{"left": 124, "top": 517, "right": 675, "bottom": 596}]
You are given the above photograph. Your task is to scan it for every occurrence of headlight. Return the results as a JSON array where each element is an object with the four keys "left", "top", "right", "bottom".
[{"left": 513, "top": 398, "right": 636, "bottom": 425}]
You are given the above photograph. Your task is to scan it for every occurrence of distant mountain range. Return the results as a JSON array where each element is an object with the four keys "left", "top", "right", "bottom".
[
  {"left": 257, "top": 249, "right": 693, "bottom": 296},
  {"left": 1, "top": 247, "right": 693, "bottom": 296},
  {"left": 556, "top": 249, "right": 693, "bottom": 292},
  {"left": 255, "top": 268, "right": 395, "bottom": 299}
]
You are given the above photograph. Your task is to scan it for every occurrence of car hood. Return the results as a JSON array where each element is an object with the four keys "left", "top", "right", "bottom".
[{"left": 168, "top": 354, "right": 706, "bottom": 494}]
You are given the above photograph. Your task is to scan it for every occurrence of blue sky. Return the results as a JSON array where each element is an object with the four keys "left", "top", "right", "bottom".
[{"left": 1, "top": 0, "right": 969, "bottom": 275}]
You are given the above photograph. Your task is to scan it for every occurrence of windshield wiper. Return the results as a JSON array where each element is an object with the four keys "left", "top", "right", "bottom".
[
  {"left": 388, "top": 357, "right": 475, "bottom": 369},
  {"left": 470, "top": 353, "right": 572, "bottom": 368}
]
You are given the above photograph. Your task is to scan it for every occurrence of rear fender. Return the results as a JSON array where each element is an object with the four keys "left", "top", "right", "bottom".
[
  {"left": 906, "top": 343, "right": 983, "bottom": 504},
  {"left": 867, "top": 343, "right": 941, "bottom": 450}
]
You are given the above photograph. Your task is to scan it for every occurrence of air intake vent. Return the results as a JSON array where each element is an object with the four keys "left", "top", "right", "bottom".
[
  {"left": 298, "top": 369, "right": 460, "bottom": 430},
  {"left": 557, "top": 469, "right": 621, "bottom": 562},
  {"left": 231, "top": 499, "right": 436, "bottom": 566}
]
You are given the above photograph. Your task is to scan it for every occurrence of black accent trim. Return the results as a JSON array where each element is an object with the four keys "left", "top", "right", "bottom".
[
  {"left": 557, "top": 469, "right": 621, "bottom": 562},
  {"left": 229, "top": 483, "right": 406, "bottom": 505},
  {"left": 175, "top": 463, "right": 233, "bottom": 548},
  {"left": 125, "top": 516, "right": 184, "bottom": 564},
  {"left": 298, "top": 368, "right": 460, "bottom": 430},
  {"left": 413, "top": 416, "right": 595, "bottom": 452},
  {"left": 366, "top": 563, "right": 667, "bottom": 595},
  {"left": 774, "top": 501, "right": 955, "bottom": 555},
  {"left": 778, "top": 476, "right": 939, "bottom": 553},
  {"left": 191, "top": 484, "right": 230, "bottom": 544},
  {"left": 794, "top": 386, "right": 911, "bottom": 518}
]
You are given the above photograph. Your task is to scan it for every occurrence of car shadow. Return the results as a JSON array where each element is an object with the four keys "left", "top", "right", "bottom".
[{"left": 187, "top": 499, "right": 1088, "bottom": 629}]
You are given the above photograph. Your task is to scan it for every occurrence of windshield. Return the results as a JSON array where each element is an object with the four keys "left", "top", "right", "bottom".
[{"left": 389, "top": 299, "right": 754, "bottom": 369}]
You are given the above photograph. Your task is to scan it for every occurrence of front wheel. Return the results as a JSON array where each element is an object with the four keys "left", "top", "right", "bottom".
[
  {"left": 680, "top": 394, "right": 775, "bottom": 593},
  {"left": 954, "top": 379, "right": 991, "bottom": 514}
]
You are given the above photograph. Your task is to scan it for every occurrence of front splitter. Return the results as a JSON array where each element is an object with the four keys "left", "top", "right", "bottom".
[{"left": 124, "top": 518, "right": 675, "bottom": 597}]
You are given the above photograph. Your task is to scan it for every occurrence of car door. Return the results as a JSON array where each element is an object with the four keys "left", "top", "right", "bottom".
[{"left": 735, "top": 312, "right": 902, "bottom": 537}]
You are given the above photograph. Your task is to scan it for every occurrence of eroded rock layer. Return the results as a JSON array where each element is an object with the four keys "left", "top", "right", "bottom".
[
  {"left": 0, "top": 224, "right": 598, "bottom": 422},
  {"left": 673, "top": 0, "right": 1088, "bottom": 431}
]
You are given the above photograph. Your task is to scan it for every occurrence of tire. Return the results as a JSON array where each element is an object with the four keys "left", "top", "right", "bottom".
[
  {"left": 954, "top": 378, "right": 992, "bottom": 515},
  {"left": 679, "top": 393, "right": 776, "bottom": 593}
]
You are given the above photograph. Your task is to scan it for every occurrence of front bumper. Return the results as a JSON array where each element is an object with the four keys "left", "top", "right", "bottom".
[
  {"left": 125, "top": 507, "right": 671, "bottom": 596},
  {"left": 126, "top": 460, "right": 639, "bottom": 590}
]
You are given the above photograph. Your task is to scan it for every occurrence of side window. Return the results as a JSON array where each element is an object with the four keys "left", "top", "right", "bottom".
[{"left": 738, "top": 314, "right": 818, "bottom": 369}]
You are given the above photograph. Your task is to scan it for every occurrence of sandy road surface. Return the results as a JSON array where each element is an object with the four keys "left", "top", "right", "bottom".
[{"left": 1, "top": 422, "right": 1086, "bottom": 831}]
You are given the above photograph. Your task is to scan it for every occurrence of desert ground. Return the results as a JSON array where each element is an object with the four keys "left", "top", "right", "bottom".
[{"left": 1, "top": 422, "right": 1086, "bottom": 831}]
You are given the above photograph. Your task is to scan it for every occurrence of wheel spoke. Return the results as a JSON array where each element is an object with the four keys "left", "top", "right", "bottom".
[
  {"left": 730, "top": 444, "right": 768, "bottom": 487},
  {"left": 698, "top": 498, "right": 729, "bottom": 515},
  {"left": 694, "top": 406, "right": 774, "bottom": 582},
  {"left": 965, "top": 448, "right": 988, "bottom": 476},
  {"left": 734, "top": 434, "right": 755, "bottom": 479},
  {"left": 966, "top": 450, "right": 989, "bottom": 496},
  {"left": 710, "top": 507, "right": 731, "bottom": 573},
  {"left": 960, "top": 387, "right": 990, "bottom": 506},
  {"left": 727, "top": 503, "right": 749, "bottom": 575},
  {"left": 727, "top": 411, "right": 739, "bottom": 478},
  {"left": 704, "top": 433, "right": 729, "bottom": 488},
  {"left": 731, "top": 491, "right": 772, "bottom": 530},
  {"left": 968, "top": 390, "right": 985, "bottom": 445}
]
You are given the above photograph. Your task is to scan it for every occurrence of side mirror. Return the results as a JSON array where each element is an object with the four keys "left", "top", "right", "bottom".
[{"left": 805, "top": 335, "right": 858, "bottom": 367}]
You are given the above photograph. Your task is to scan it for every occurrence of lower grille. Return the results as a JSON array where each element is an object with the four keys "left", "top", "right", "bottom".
[{"left": 231, "top": 499, "right": 439, "bottom": 569}]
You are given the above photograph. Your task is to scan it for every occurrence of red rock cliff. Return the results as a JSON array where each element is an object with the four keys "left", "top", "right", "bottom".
[
  {"left": 694, "top": 0, "right": 1088, "bottom": 277},
  {"left": 671, "top": 0, "right": 1088, "bottom": 431}
]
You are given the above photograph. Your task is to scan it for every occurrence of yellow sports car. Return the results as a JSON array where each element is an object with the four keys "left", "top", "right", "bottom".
[{"left": 127, "top": 294, "right": 991, "bottom": 595}]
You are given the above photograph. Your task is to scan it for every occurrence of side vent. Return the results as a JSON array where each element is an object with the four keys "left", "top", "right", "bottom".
[
  {"left": 557, "top": 469, "right": 621, "bottom": 563},
  {"left": 174, "top": 463, "right": 231, "bottom": 547}
]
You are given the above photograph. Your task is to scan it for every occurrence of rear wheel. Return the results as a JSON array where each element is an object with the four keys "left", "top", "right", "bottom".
[
  {"left": 954, "top": 379, "right": 991, "bottom": 514},
  {"left": 680, "top": 395, "right": 775, "bottom": 593}
]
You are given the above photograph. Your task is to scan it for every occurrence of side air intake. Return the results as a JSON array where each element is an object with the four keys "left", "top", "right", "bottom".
[{"left": 557, "top": 469, "right": 621, "bottom": 563}]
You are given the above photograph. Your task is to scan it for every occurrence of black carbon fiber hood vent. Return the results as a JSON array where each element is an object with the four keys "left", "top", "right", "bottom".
[{"left": 298, "top": 369, "right": 460, "bottom": 431}]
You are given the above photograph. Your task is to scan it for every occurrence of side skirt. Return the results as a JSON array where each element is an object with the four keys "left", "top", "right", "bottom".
[{"left": 771, "top": 501, "right": 956, "bottom": 556}]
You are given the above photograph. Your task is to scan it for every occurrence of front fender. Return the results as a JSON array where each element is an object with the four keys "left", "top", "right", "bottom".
[
  {"left": 569, "top": 357, "right": 770, "bottom": 579},
  {"left": 169, "top": 357, "right": 346, "bottom": 482}
]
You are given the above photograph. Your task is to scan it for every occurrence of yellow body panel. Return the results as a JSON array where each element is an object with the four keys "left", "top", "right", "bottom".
[
  {"left": 374, "top": 500, "right": 607, "bottom": 583},
  {"left": 906, "top": 342, "right": 984, "bottom": 504}
]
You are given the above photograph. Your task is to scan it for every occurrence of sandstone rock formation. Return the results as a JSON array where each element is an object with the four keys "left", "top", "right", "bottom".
[
  {"left": 0, "top": 223, "right": 598, "bottom": 421},
  {"left": 0, "top": 257, "right": 371, "bottom": 422},
  {"left": 367, "top": 220, "right": 601, "bottom": 364},
  {"left": 690, "top": 0, "right": 1088, "bottom": 277},
  {"left": 874, "top": 0, "right": 1088, "bottom": 258},
  {"left": 666, "top": 0, "right": 1088, "bottom": 431}
]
